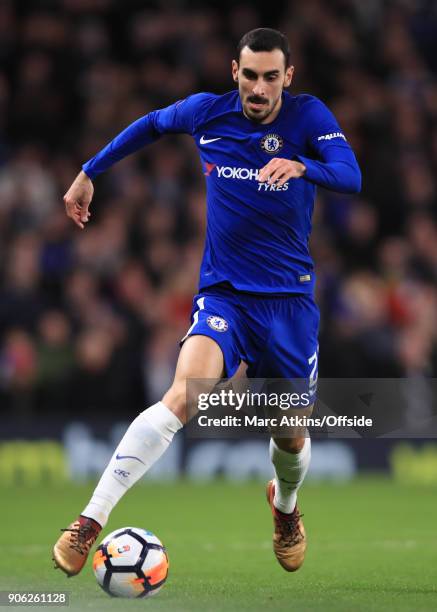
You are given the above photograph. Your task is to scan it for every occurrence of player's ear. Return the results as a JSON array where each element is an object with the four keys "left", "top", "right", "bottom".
[
  {"left": 231, "top": 59, "right": 239, "bottom": 82},
  {"left": 284, "top": 65, "right": 294, "bottom": 88}
]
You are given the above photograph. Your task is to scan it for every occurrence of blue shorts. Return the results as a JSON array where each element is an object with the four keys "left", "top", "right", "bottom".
[{"left": 181, "top": 284, "right": 320, "bottom": 395}]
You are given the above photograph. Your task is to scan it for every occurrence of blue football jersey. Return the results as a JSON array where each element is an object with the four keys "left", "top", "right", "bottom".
[{"left": 83, "top": 90, "right": 361, "bottom": 294}]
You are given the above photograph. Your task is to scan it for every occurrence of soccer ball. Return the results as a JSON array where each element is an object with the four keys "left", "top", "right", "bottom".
[{"left": 93, "top": 527, "right": 169, "bottom": 598}]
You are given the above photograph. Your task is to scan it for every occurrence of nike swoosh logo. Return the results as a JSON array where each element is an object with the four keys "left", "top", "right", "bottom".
[
  {"left": 199, "top": 135, "right": 222, "bottom": 145},
  {"left": 116, "top": 453, "right": 145, "bottom": 465}
]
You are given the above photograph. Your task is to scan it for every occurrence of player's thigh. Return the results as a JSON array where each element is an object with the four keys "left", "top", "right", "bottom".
[
  {"left": 249, "top": 295, "right": 320, "bottom": 391},
  {"left": 162, "top": 335, "right": 225, "bottom": 422},
  {"left": 174, "top": 334, "right": 225, "bottom": 379},
  {"left": 256, "top": 296, "right": 319, "bottom": 451}
]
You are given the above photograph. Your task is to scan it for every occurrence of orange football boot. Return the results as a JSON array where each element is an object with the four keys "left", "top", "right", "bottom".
[
  {"left": 266, "top": 479, "right": 306, "bottom": 572},
  {"left": 53, "top": 515, "right": 102, "bottom": 577}
]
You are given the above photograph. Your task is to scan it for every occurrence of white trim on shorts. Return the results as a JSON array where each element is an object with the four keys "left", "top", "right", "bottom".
[{"left": 180, "top": 297, "right": 205, "bottom": 343}]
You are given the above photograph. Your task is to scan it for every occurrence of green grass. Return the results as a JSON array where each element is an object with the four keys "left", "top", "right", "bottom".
[{"left": 0, "top": 478, "right": 436, "bottom": 611}]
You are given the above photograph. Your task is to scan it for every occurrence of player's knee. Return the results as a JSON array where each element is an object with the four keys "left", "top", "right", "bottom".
[
  {"left": 162, "top": 383, "right": 187, "bottom": 422},
  {"left": 162, "top": 380, "right": 201, "bottom": 424},
  {"left": 273, "top": 436, "right": 306, "bottom": 453}
]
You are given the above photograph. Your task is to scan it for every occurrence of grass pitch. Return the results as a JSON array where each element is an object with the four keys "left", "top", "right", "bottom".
[{"left": 0, "top": 477, "right": 436, "bottom": 611}]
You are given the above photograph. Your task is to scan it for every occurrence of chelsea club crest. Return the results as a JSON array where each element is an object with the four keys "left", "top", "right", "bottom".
[
  {"left": 260, "top": 133, "right": 284, "bottom": 154},
  {"left": 207, "top": 316, "right": 228, "bottom": 332}
]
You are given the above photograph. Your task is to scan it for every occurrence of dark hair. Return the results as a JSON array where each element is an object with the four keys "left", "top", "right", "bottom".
[{"left": 237, "top": 28, "right": 291, "bottom": 67}]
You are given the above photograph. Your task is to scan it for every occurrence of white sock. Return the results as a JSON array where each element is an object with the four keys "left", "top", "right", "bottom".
[
  {"left": 269, "top": 437, "right": 311, "bottom": 514},
  {"left": 81, "top": 402, "right": 182, "bottom": 527}
]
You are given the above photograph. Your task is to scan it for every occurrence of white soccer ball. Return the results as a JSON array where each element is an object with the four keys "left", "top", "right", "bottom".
[{"left": 93, "top": 527, "right": 169, "bottom": 598}]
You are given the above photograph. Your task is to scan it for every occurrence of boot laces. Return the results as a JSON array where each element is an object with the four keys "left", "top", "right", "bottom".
[
  {"left": 275, "top": 510, "right": 304, "bottom": 547},
  {"left": 61, "top": 522, "right": 98, "bottom": 556}
]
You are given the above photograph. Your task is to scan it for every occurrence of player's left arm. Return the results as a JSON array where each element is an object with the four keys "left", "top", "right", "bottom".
[{"left": 259, "top": 97, "right": 361, "bottom": 194}]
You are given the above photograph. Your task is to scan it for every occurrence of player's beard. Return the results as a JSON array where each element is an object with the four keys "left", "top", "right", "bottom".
[{"left": 243, "top": 93, "right": 281, "bottom": 123}]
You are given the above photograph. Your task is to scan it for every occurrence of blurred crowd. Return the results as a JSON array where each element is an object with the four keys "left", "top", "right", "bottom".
[{"left": 0, "top": 0, "right": 436, "bottom": 419}]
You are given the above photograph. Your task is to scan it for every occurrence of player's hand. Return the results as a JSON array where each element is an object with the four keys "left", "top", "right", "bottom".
[
  {"left": 259, "top": 158, "right": 306, "bottom": 188},
  {"left": 63, "top": 170, "right": 94, "bottom": 229}
]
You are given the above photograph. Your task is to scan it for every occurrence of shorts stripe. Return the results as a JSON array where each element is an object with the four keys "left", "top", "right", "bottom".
[{"left": 181, "top": 297, "right": 205, "bottom": 342}]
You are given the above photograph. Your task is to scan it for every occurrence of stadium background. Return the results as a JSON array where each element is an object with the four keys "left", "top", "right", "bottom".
[{"left": 0, "top": 0, "right": 436, "bottom": 483}]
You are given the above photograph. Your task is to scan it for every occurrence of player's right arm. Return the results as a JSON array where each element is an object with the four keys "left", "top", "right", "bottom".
[
  {"left": 64, "top": 93, "right": 212, "bottom": 228},
  {"left": 63, "top": 170, "right": 94, "bottom": 229}
]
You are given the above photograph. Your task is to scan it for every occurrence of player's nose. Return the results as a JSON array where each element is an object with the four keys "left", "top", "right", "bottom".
[{"left": 252, "top": 80, "right": 265, "bottom": 96}]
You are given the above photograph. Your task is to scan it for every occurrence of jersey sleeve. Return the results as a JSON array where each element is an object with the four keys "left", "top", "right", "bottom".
[
  {"left": 294, "top": 96, "right": 362, "bottom": 194},
  {"left": 150, "top": 92, "right": 213, "bottom": 135},
  {"left": 82, "top": 93, "right": 212, "bottom": 179}
]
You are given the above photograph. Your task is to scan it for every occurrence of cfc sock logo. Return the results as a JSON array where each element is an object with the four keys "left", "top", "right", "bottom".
[{"left": 114, "top": 468, "right": 130, "bottom": 478}]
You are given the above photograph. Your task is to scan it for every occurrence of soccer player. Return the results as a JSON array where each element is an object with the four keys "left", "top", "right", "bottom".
[{"left": 53, "top": 28, "right": 361, "bottom": 575}]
